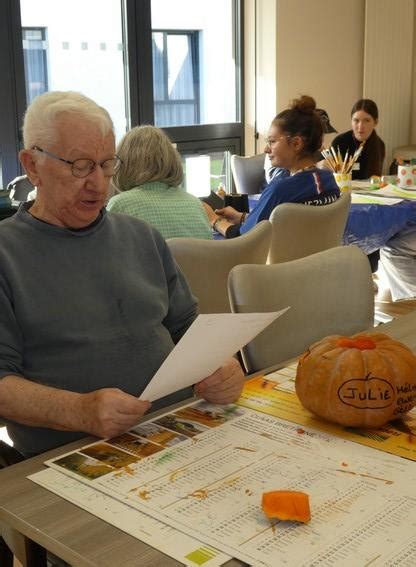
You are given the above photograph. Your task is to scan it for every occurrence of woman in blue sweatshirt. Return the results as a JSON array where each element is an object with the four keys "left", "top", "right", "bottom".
[{"left": 206, "top": 95, "right": 340, "bottom": 238}]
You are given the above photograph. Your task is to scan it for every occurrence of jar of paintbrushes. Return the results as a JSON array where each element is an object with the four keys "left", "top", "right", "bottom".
[{"left": 321, "top": 143, "right": 365, "bottom": 192}]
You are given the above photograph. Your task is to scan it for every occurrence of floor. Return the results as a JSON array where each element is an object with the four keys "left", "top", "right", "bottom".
[
  {"left": 375, "top": 293, "right": 416, "bottom": 319},
  {"left": 374, "top": 273, "right": 416, "bottom": 319}
]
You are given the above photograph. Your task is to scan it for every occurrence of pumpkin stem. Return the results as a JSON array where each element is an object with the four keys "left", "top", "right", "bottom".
[{"left": 337, "top": 336, "right": 376, "bottom": 350}]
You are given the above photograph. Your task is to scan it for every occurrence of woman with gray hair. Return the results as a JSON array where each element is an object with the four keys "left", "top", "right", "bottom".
[{"left": 108, "top": 125, "right": 212, "bottom": 240}]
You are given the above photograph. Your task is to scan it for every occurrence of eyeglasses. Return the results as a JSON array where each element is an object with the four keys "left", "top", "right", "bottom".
[
  {"left": 265, "top": 135, "right": 291, "bottom": 147},
  {"left": 32, "top": 146, "right": 122, "bottom": 178}
]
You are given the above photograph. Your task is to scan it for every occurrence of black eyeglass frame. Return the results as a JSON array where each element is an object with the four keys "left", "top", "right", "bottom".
[{"left": 31, "top": 146, "right": 123, "bottom": 178}]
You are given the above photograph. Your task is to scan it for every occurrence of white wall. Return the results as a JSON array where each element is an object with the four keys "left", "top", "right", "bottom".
[
  {"left": 276, "top": 0, "right": 365, "bottom": 144},
  {"left": 245, "top": 0, "right": 416, "bottom": 172},
  {"left": 364, "top": 0, "right": 414, "bottom": 169}
]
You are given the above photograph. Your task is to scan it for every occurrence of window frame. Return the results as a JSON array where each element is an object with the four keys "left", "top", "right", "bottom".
[
  {"left": 0, "top": 0, "right": 244, "bottom": 186},
  {"left": 0, "top": 0, "right": 26, "bottom": 187},
  {"left": 126, "top": 0, "right": 244, "bottom": 154},
  {"left": 152, "top": 29, "right": 200, "bottom": 126},
  {"left": 22, "top": 26, "right": 49, "bottom": 104}
]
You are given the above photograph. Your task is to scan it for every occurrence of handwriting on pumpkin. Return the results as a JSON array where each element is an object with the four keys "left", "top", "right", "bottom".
[{"left": 338, "top": 375, "right": 394, "bottom": 409}]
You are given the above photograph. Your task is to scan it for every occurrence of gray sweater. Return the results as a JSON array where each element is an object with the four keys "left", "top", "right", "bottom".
[{"left": 0, "top": 204, "right": 197, "bottom": 455}]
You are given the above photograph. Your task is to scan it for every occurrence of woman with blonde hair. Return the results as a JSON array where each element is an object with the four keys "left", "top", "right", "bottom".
[{"left": 107, "top": 125, "right": 212, "bottom": 239}]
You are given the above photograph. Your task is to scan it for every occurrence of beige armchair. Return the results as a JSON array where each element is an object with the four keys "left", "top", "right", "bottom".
[
  {"left": 228, "top": 245, "right": 374, "bottom": 372},
  {"left": 167, "top": 220, "right": 272, "bottom": 313},
  {"left": 267, "top": 192, "right": 351, "bottom": 264}
]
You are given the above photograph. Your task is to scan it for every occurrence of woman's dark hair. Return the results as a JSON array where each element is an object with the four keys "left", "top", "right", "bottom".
[
  {"left": 351, "top": 98, "right": 384, "bottom": 176},
  {"left": 272, "top": 95, "right": 323, "bottom": 157},
  {"left": 351, "top": 98, "right": 378, "bottom": 120}
]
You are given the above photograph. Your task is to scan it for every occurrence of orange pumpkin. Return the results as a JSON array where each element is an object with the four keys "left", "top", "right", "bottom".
[
  {"left": 262, "top": 490, "right": 311, "bottom": 523},
  {"left": 295, "top": 333, "right": 416, "bottom": 428}
]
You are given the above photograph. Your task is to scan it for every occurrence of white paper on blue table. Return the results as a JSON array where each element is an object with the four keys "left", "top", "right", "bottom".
[{"left": 139, "top": 308, "right": 289, "bottom": 402}]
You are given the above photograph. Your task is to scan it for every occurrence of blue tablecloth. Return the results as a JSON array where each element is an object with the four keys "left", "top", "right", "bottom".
[
  {"left": 344, "top": 200, "right": 416, "bottom": 254},
  {"left": 247, "top": 194, "right": 416, "bottom": 255},
  {"left": 249, "top": 195, "right": 416, "bottom": 254}
]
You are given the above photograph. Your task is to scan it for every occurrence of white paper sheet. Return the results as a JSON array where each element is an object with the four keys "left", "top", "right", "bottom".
[
  {"left": 351, "top": 180, "right": 377, "bottom": 190},
  {"left": 353, "top": 183, "right": 416, "bottom": 200},
  {"left": 377, "top": 184, "right": 416, "bottom": 199},
  {"left": 140, "top": 309, "right": 289, "bottom": 402},
  {"left": 351, "top": 193, "right": 403, "bottom": 205}
]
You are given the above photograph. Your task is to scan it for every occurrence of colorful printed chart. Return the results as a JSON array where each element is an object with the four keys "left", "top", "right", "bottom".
[
  {"left": 36, "top": 394, "right": 416, "bottom": 567},
  {"left": 239, "top": 365, "right": 416, "bottom": 461},
  {"left": 30, "top": 467, "right": 229, "bottom": 567}
]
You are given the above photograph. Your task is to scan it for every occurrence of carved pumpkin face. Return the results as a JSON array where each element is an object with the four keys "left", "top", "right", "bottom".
[{"left": 295, "top": 333, "right": 416, "bottom": 428}]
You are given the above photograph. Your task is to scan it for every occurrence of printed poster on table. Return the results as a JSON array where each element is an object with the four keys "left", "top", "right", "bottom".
[
  {"left": 42, "top": 395, "right": 416, "bottom": 567},
  {"left": 30, "top": 467, "right": 230, "bottom": 567},
  {"left": 238, "top": 364, "right": 416, "bottom": 461}
]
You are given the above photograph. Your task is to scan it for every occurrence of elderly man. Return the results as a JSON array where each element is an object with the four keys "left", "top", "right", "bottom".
[{"left": 0, "top": 91, "right": 244, "bottom": 459}]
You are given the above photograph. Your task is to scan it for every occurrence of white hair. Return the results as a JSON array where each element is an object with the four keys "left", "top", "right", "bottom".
[{"left": 22, "top": 91, "right": 114, "bottom": 149}]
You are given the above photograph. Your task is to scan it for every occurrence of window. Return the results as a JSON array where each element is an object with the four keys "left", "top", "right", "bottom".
[
  {"left": 20, "top": 0, "right": 128, "bottom": 142},
  {"left": 151, "top": 0, "right": 239, "bottom": 127},
  {"left": 22, "top": 27, "right": 48, "bottom": 104},
  {"left": 0, "top": 0, "right": 243, "bottom": 187},
  {"left": 184, "top": 150, "right": 232, "bottom": 196},
  {"left": 177, "top": 142, "right": 237, "bottom": 195},
  {"left": 152, "top": 31, "right": 199, "bottom": 127},
  {"left": 150, "top": 0, "right": 242, "bottom": 193}
]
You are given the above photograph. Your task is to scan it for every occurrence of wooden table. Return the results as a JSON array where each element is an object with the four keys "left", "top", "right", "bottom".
[{"left": 1, "top": 312, "right": 416, "bottom": 567}]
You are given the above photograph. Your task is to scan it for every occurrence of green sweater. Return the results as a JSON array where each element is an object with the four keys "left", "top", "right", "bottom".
[
  {"left": 0, "top": 204, "right": 197, "bottom": 456},
  {"left": 107, "top": 181, "right": 212, "bottom": 240}
]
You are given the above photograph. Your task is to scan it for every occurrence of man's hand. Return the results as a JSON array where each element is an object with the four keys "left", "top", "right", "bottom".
[
  {"left": 194, "top": 358, "right": 244, "bottom": 404},
  {"left": 78, "top": 389, "right": 151, "bottom": 439}
]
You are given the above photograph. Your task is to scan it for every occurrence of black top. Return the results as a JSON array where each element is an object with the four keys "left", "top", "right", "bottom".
[{"left": 331, "top": 129, "right": 385, "bottom": 180}]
